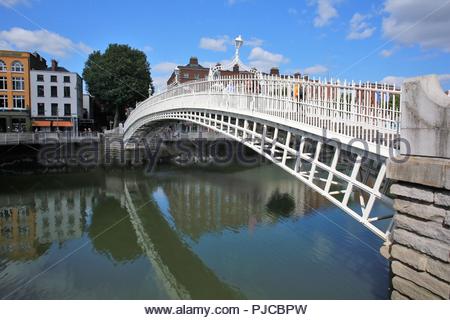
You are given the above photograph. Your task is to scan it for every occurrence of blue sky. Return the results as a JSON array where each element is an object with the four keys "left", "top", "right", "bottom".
[{"left": 1, "top": 0, "right": 449, "bottom": 91}]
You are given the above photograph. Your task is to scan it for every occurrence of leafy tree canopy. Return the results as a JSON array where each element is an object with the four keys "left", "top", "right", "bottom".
[{"left": 83, "top": 44, "right": 154, "bottom": 127}]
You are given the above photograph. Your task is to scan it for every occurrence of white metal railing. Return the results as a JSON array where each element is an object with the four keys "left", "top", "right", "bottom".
[
  {"left": 127, "top": 74, "right": 401, "bottom": 154},
  {"left": 0, "top": 132, "right": 100, "bottom": 145}
]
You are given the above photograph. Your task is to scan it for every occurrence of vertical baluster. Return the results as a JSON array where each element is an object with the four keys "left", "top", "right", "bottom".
[{"left": 282, "top": 131, "right": 291, "bottom": 165}]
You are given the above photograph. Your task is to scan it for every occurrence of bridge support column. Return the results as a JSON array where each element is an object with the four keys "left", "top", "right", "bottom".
[{"left": 383, "top": 75, "right": 450, "bottom": 300}]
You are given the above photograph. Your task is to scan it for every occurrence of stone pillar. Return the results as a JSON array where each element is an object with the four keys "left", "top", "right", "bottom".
[{"left": 384, "top": 75, "right": 450, "bottom": 300}]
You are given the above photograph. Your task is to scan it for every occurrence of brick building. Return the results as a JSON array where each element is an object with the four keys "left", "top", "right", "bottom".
[{"left": 167, "top": 57, "right": 209, "bottom": 86}]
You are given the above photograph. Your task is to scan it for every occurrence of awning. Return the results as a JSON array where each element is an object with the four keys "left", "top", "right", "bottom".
[
  {"left": 32, "top": 120, "right": 51, "bottom": 127},
  {"left": 52, "top": 121, "right": 73, "bottom": 127}
]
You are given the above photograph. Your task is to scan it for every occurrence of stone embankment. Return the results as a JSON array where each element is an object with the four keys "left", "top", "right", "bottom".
[{"left": 383, "top": 75, "right": 450, "bottom": 300}]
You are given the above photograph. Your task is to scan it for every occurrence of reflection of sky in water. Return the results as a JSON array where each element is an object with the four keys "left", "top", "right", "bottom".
[
  {"left": 152, "top": 187, "right": 176, "bottom": 229},
  {"left": 151, "top": 173, "right": 389, "bottom": 299}
]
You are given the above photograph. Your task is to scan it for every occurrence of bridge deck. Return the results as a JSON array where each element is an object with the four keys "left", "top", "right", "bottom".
[{"left": 123, "top": 75, "right": 402, "bottom": 240}]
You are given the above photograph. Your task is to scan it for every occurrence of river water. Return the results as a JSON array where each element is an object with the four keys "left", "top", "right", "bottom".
[{"left": 0, "top": 164, "right": 391, "bottom": 299}]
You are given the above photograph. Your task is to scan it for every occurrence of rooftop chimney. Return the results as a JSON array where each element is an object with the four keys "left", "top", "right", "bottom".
[
  {"left": 270, "top": 67, "right": 279, "bottom": 76},
  {"left": 51, "top": 59, "right": 58, "bottom": 71},
  {"left": 189, "top": 56, "right": 199, "bottom": 66}
]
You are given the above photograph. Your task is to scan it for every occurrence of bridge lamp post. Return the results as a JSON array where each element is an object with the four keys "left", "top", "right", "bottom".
[
  {"left": 174, "top": 67, "right": 180, "bottom": 84},
  {"left": 234, "top": 35, "right": 243, "bottom": 61}
]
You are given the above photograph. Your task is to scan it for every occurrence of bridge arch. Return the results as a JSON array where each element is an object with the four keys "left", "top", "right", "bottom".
[{"left": 124, "top": 75, "right": 401, "bottom": 239}]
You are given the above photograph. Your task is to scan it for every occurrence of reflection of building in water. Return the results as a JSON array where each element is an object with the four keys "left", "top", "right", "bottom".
[
  {"left": 0, "top": 206, "right": 37, "bottom": 259},
  {"left": 0, "top": 187, "right": 98, "bottom": 259},
  {"left": 155, "top": 169, "right": 328, "bottom": 240},
  {"left": 35, "top": 190, "right": 83, "bottom": 244}
]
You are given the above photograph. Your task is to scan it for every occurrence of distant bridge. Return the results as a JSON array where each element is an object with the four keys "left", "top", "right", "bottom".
[{"left": 124, "top": 74, "right": 402, "bottom": 239}]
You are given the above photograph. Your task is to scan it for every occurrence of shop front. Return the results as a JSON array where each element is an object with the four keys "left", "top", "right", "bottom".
[{"left": 0, "top": 110, "right": 31, "bottom": 132}]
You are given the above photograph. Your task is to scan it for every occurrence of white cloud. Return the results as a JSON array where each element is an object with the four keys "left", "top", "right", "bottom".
[
  {"left": 312, "top": 0, "right": 339, "bottom": 27},
  {"left": 0, "top": 39, "right": 12, "bottom": 50},
  {"left": 153, "top": 76, "right": 169, "bottom": 92},
  {"left": 199, "top": 35, "right": 263, "bottom": 51},
  {"left": 199, "top": 36, "right": 229, "bottom": 52},
  {"left": 248, "top": 47, "right": 289, "bottom": 72},
  {"left": 382, "top": 0, "right": 450, "bottom": 52},
  {"left": 303, "top": 64, "right": 328, "bottom": 75},
  {"left": 153, "top": 62, "right": 178, "bottom": 73},
  {"left": 0, "top": 27, "right": 92, "bottom": 57},
  {"left": 380, "top": 75, "right": 406, "bottom": 87},
  {"left": 380, "top": 48, "right": 395, "bottom": 57},
  {"left": 248, "top": 47, "right": 288, "bottom": 64},
  {"left": 245, "top": 37, "right": 264, "bottom": 47},
  {"left": 381, "top": 74, "right": 450, "bottom": 87},
  {"left": 0, "top": 0, "right": 28, "bottom": 7},
  {"left": 347, "top": 13, "right": 376, "bottom": 40}
]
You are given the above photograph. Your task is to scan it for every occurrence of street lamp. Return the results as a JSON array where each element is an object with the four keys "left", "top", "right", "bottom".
[{"left": 234, "top": 35, "right": 243, "bottom": 61}]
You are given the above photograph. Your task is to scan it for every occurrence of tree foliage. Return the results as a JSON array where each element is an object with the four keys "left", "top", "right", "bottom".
[{"left": 83, "top": 44, "right": 154, "bottom": 127}]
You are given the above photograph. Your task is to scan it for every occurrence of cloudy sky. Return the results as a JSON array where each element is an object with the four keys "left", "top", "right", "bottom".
[{"left": 1, "top": 0, "right": 449, "bottom": 90}]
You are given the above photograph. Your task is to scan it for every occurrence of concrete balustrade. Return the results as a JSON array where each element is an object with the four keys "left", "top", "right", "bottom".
[{"left": 400, "top": 75, "right": 450, "bottom": 158}]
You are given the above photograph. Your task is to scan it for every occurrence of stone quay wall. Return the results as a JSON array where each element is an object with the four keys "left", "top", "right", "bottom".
[
  {"left": 386, "top": 160, "right": 450, "bottom": 299},
  {"left": 383, "top": 75, "right": 450, "bottom": 300}
]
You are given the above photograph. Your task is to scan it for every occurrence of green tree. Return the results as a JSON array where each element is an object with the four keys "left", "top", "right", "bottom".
[{"left": 83, "top": 44, "right": 154, "bottom": 128}]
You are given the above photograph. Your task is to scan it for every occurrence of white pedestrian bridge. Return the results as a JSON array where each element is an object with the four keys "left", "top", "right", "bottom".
[{"left": 124, "top": 74, "right": 402, "bottom": 240}]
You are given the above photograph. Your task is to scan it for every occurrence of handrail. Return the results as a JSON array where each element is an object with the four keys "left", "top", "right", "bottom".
[
  {"left": 0, "top": 132, "right": 100, "bottom": 145},
  {"left": 125, "top": 74, "right": 402, "bottom": 152}
]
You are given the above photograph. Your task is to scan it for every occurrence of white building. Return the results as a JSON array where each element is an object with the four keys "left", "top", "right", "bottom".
[
  {"left": 83, "top": 93, "right": 91, "bottom": 118},
  {"left": 78, "top": 93, "right": 95, "bottom": 131},
  {"left": 30, "top": 60, "right": 83, "bottom": 134}
]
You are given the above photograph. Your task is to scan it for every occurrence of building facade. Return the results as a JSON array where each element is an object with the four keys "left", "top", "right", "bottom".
[
  {"left": 30, "top": 60, "right": 83, "bottom": 134},
  {"left": 78, "top": 93, "right": 95, "bottom": 131},
  {"left": 0, "top": 50, "right": 47, "bottom": 132},
  {"left": 167, "top": 57, "right": 209, "bottom": 86},
  {"left": 166, "top": 57, "right": 288, "bottom": 87}
]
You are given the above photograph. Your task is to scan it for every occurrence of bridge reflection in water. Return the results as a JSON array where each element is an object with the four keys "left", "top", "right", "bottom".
[{"left": 0, "top": 165, "right": 391, "bottom": 299}]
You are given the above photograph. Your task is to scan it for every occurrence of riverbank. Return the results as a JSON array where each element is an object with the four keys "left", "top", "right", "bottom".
[{"left": 0, "top": 137, "right": 264, "bottom": 175}]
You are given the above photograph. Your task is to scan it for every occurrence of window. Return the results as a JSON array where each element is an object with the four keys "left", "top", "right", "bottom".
[
  {"left": 51, "top": 75, "right": 57, "bottom": 82},
  {"left": 51, "top": 86, "right": 57, "bottom": 97},
  {"left": 194, "top": 74, "right": 200, "bottom": 80},
  {"left": 0, "top": 60, "right": 6, "bottom": 72},
  {"left": 13, "top": 96, "right": 25, "bottom": 109},
  {"left": 11, "top": 61, "right": 24, "bottom": 72},
  {"left": 37, "top": 85, "right": 44, "bottom": 97},
  {"left": 37, "top": 103, "right": 45, "bottom": 116},
  {"left": 12, "top": 77, "right": 24, "bottom": 91},
  {"left": 0, "top": 95, "right": 7, "bottom": 108},
  {"left": 64, "top": 104, "right": 71, "bottom": 116},
  {"left": 64, "top": 86, "right": 70, "bottom": 98},
  {"left": 183, "top": 73, "right": 189, "bottom": 79},
  {"left": 0, "top": 77, "right": 6, "bottom": 90},
  {"left": 64, "top": 76, "right": 70, "bottom": 83},
  {"left": 51, "top": 103, "right": 58, "bottom": 116},
  {"left": 37, "top": 74, "right": 44, "bottom": 82}
]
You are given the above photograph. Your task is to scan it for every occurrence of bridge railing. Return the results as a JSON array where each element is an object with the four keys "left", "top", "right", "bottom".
[
  {"left": 0, "top": 132, "right": 100, "bottom": 145},
  {"left": 130, "top": 74, "right": 401, "bottom": 152}
]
